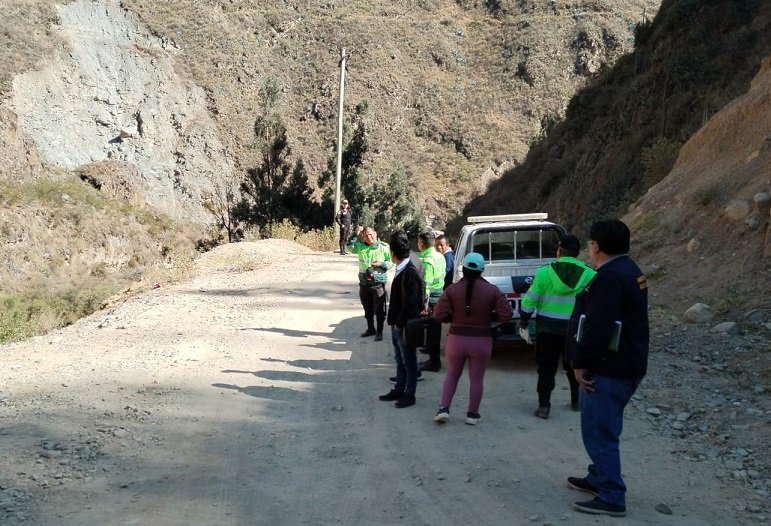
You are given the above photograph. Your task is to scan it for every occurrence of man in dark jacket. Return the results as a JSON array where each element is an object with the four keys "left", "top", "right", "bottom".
[
  {"left": 566, "top": 219, "right": 649, "bottom": 517},
  {"left": 378, "top": 231, "right": 424, "bottom": 408}
]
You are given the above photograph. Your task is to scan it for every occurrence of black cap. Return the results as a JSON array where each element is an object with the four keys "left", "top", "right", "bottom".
[{"left": 558, "top": 234, "right": 581, "bottom": 253}]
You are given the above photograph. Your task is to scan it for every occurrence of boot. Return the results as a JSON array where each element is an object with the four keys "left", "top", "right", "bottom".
[
  {"left": 535, "top": 392, "right": 551, "bottom": 419},
  {"left": 361, "top": 320, "right": 376, "bottom": 337}
]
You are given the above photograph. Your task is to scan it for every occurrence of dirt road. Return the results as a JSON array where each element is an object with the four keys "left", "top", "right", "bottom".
[{"left": 0, "top": 240, "right": 757, "bottom": 525}]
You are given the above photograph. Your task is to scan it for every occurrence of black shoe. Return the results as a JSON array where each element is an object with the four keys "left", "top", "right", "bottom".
[
  {"left": 394, "top": 395, "right": 416, "bottom": 408},
  {"left": 571, "top": 400, "right": 580, "bottom": 411},
  {"left": 419, "top": 361, "right": 440, "bottom": 372},
  {"left": 378, "top": 389, "right": 402, "bottom": 401},
  {"left": 389, "top": 371, "right": 422, "bottom": 383},
  {"left": 534, "top": 405, "right": 550, "bottom": 419},
  {"left": 374, "top": 333, "right": 383, "bottom": 341},
  {"left": 573, "top": 498, "right": 626, "bottom": 517},
  {"left": 567, "top": 477, "right": 599, "bottom": 496},
  {"left": 361, "top": 328, "right": 376, "bottom": 337},
  {"left": 464, "top": 412, "right": 481, "bottom": 425},
  {"left": 434, "top": 406, "right": 450, "bottom": 423}
]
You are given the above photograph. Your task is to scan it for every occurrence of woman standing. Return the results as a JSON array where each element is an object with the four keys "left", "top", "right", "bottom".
[{"left": 432, "top": 253, "right": 513, "bottom": 425}]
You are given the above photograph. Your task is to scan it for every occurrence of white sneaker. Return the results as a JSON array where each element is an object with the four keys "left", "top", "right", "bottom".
[
  {"left": 434, "top": 407, "right": 450, "bottom": 423},
  {"left": 464, "top": 412, "right": 481, "bottom": 425}
]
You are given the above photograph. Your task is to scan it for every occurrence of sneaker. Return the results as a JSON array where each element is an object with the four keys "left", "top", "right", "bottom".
[
  {"left": 389, "top": 371, "right": 423, "bottom": 383},
  {"left": 374, "top": 333, "right": 383, "bottom": 341},
  {"left": 361, "top": 329, "right": 376, "bottom": 337},
  {"left": 378, "top": 389, "right": 402, "bottom": 401},
  {"left": 567, "top": 477, "right": 599, "bottom": 496},
  {"left": 434, "top": 407, "right": 450, "bottom": 423},
  {"left": 573, "top": 498, "right": 626, "bottom": 517},
  {"left": 464, "top": 412, "right": 481, "bottom": 425},
  {"left": 394, "top": 395, "right": 416, "bottom": 408},
  {"left": 534, "top": 405, "right": 550, "bottom": 419}
]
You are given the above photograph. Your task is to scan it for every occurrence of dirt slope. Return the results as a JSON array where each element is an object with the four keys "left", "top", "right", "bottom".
[{"left": 1, "top": 240, "right": 767, "bottom": 525}]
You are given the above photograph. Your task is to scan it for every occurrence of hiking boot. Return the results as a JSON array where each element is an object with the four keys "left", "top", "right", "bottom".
[
  {"left": 389, "top": 371, "right": 422, "bottom": 383},
  {"left": 361, "top": 328, "right": 376, "bottom": 337},
  {"left": 464, "top": 412, "right": 481, "bottom": 425},
  {"left": 374, "top": 333, "right": 383, "bottom": 341},
  {"left": 434, "top": 407, "right": 450, "bottom": 423},
  {"left": 394, "top": 395, "right": 416, "bottom": 408},
  {"left": 534, "top": 405, "right": 550, "bottom": 419},
  {"left": 567, "top": 477, "right": 599, "bottom": 496},
  {"left": 573, "top": 498, "right": 626, "bottom": 517},
  {"left": 378, "top": 389, "right": 402, "bottom": 401}
]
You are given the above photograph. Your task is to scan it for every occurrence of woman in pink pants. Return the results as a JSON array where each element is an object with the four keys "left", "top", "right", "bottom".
[{"left": 431, "top": 253, "right": 513, "bottom": 425}]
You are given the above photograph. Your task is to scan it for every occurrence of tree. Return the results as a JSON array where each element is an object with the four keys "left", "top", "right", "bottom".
[
  {"left": 236, "top": 78, "right": 293, "bottom": 237},
  {"left": 203, "top": 171, "right": 242, "bottom": 243}
]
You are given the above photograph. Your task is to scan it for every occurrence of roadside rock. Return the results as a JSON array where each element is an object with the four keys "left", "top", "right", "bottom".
[{"left": 683, "top": 303, "right": 715, "bottom": 323}]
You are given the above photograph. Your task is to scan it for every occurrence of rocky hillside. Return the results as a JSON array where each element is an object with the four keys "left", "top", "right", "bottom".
[
  {"left": 463, "top": 0, "right": 771, "bottom": 316},
  {"left": 1, "top": 0, "right": 658, "bottom": 223}
]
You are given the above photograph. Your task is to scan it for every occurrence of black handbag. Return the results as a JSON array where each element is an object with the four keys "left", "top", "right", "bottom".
[{"left": 404, "top": 317, "right": 428, "bottom": 347}]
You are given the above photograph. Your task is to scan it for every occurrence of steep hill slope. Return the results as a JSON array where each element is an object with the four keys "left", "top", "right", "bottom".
[
  {"left": 627, "top": 57, "right": 771, "bottom": 314},
  {"left": 464, "top": 0, "right": 771, "bottom": 232}
]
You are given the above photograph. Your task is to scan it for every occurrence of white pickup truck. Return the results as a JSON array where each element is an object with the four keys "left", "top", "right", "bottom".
[{"left": 452, "top": 213, "right": 568, "bottom": 346}]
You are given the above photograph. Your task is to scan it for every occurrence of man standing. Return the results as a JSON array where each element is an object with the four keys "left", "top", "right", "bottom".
[
  {"left": 519, "top": 234, "right": 596, "bottom": 419},
  {"left": 566, "top": 219, "right": 649, "bottom": 517},
  {"left": 335, "top": 199, "right": 352, "bottom": 255},
  {"left": 435, "top": 234, "right": 455, "bottom": 290},
  {"left": 417, "top": 231, "right": 445, "bottom": 372},
  {"left": 349, "top": 226, "right": 392, "bottom": 341},
  {"left": 378, "top": 231, "right": 424, "bottom": 408}
]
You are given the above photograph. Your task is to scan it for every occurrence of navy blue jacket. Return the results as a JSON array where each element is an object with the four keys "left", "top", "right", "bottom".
[{"left": 568, "top": 255, "right": 649, "bottom": 380}]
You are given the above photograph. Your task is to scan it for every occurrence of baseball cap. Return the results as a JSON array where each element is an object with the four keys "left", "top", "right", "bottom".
[{"left": 462, "top": 252, "right": 485, "bottom": 271}]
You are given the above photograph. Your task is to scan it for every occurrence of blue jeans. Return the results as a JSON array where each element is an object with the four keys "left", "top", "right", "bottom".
[
  {"left": 580, "top": 375, "right": 641, "bottom": 507},
  {"left": 391, "top": 326, "right": 418, "bottom": 397}
]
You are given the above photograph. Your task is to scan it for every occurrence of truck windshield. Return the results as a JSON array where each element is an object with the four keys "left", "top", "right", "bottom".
[{"left": 472, "top": 229, "right": 560, "bottom": 262}]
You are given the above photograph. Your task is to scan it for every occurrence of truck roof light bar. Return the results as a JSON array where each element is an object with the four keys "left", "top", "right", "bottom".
[{"left": 467, "top": 213, "right": 548, "bottom": 224}]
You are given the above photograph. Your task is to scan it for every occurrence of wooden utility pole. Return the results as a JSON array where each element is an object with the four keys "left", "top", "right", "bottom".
[{"left": 333, "top": 48, "right": 347, "bottom": 233}]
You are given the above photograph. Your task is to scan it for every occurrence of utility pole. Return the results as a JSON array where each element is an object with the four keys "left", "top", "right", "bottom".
[{"left": 333, "top": 48, "right": 347, "bottom": 234}]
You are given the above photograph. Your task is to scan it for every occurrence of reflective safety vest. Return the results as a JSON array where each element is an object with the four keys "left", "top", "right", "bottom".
[
  {"left": 520, "top": 256, "right": 596, "bottom": 335},
  {"left": 351, "top": 240, "right": 392, "bottom": 286},
  {"left": 419, "top": 246, "right": 446, "bottom": 304}
]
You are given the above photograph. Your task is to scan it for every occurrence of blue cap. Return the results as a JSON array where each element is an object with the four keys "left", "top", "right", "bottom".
[{"left": 462, "top": 252, "right": 485, "bottom": 271}]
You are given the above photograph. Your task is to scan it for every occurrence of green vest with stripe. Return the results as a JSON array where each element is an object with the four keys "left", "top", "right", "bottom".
[
  {"left": 520, "top": 256, "right": 596, "bottom": 335},
  {"left": 419, "top": 246, "right": 446, "bottom": 304},
  {"left": 351, "top": 239, "right": 392, "bottom": 286}
]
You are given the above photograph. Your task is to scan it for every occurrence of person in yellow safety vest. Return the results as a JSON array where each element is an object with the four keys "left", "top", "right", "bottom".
[
  {"left": 349, "top": 226, "right": 392, "bottom": 341},
  {"left": 417, "top": 231, "right": 446, "bottom": 372},
  {"left": 519, "top": 234, "right": 596, "bottom": 419}
]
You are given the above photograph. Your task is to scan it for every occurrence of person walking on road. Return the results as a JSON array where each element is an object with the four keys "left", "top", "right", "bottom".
[
  {"left": 566, "top": 219, "right": 649, "bottom": 517},
  {"left": 378, "top": 231, "right": 425, "bottom": 408},
  {"left": 432, "top": 253, "right": 513, "bottom": 425},
  {"left": 519, "top": 234, "right": 596, "bottom": 419},
  {"left": 335, "top": 199, "right": 352, "bottom": 255},
  {"left": 349, "top": 226, "right": 392, "bottom": 341}
]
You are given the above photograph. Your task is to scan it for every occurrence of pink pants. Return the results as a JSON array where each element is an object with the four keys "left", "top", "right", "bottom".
[{"left": 440, "top": 334, "right": 493, "bottom": 413}]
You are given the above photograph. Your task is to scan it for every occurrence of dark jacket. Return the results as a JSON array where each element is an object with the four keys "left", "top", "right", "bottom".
[
  {"left": 387, "top": 262, "right": 424, "bottom": 329},
  {"left": 442, "top": 249, "right": 455, "bottom": 289},
  {"left": 433, "top": 276, "right": 513, "bottom": 337},
  {"left": 568, "top": 255, "right": 649, "bottom": 379}
]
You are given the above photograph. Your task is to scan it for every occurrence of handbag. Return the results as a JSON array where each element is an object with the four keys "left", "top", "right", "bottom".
[{"left": 404, "top": 317, "right": 428, "bottom": 348}]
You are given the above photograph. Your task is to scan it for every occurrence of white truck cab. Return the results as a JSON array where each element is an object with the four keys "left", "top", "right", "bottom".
[{"left": 452, "top": 213, "right": 567, "bottom": 345}]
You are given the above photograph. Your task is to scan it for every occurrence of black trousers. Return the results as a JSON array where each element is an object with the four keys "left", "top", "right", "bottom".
[
  {"left": 425, "top": 303, "right": 442, "bottom": 363},
  {"left": 339, "top": 225, "right": 350, "bottom": 254},
  {"left": 359, "top": 284, "right": 386, "bottom": 332},
  {"left": 535, "top": 331, "right": 579, "bottom": 405}
]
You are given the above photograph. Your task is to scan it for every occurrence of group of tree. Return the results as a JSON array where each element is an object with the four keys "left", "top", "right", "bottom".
[{"left": 204, "top": 78, "right": 424, "bottom": 245}]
